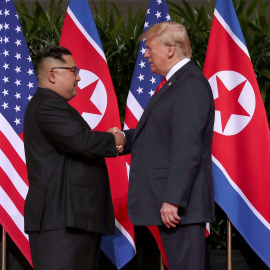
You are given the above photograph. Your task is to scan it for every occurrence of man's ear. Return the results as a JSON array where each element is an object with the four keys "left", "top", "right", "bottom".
[
  {"left": 168, "top": 44, "right": 176, "bottom": 57},
  {"left": 47, "top": 69, "right": 56, "bottom": 84}
]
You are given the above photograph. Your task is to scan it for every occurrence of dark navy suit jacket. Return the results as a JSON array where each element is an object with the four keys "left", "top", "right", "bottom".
[{"left": 123, "top": 60, "right": 215, "bottom": 226}]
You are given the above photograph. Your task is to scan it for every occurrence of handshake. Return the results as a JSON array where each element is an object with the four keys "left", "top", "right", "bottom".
[{"left": 107, "top": 127, "right": 126, "bottom": 154}]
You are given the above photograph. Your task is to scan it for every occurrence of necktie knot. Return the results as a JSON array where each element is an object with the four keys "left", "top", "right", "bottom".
[{"left": 155, "top": 77, "right": 167, "bottom": 95}]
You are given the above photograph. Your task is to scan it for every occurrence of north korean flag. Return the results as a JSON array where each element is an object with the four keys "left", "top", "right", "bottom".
[
  {"left": 59, "top": 0, "right": 136, "bottom": 268},
  {"left": 203, "top": 0, "right": 270, "bottom": 267}
]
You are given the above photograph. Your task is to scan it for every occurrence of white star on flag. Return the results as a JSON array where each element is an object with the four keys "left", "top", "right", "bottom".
[
  {"left": 149, "top": 89, "right": 155, "bottom": 96},
  {"left": 15, "top": 25, "right": 21, "bottom": 32},
  {"left": 4, "top": 36, "right": 9, "bottom": 43},
  {"left": 14, "top": 53, "right": 21, "bottom": 60},
  {"left": 166, "top": 14, "right": 171, "bottom": 21},
  {"left": 27, "top": 82, "right": 34, "bottom": 88},
  {"left": 4, "top": 9, "right": 10, "bottom": 16},
  {"left": 2, "top": 89, "right": 9, "bottom": 96},
  {"left": 14, "top": 66, "right": 21, "bottom": 73},
  {"left": 15, "top": 39, "right": 21, "bottom": 46},
  {"left": 2, "top": 102, "right": 8, "bottom": 109},
  {"left": 139, "top": 61, "right": 146, "bottom": 68},
  {"left": 3, "top": 50, "right": 9, "bottom": 56},
  {"left": 14, "top": 92, "right": 21, "bottom": 99},
  {"left": 137, "top": 74, "right": 144, "bottom": 81},
  {"left": 27, "top": 68, "right": 34, "bottom": 75},
  {"left": 155, "top": 11, "right": 161, "bottom": 19},
  {"left": 2, "top": 76, "right": 9, "bottom": 83},
  {"left": 14, "top": 117, "right": 20, "bottom": 125},
  {"left": 14, "top": 105, "right": 21, "bottom": 112},
  {"left": 136, "top": 87, "right": 143, "bottom": 94},
  {"left": 140, "top": 47, "right": 146, "bottom": 55},
  {"left": 150, "top": 77, "right": 156, "bottom": 84},
  {"left": 3, "top": 63, "right": 9, "bottom": 69},
  {"left": 14, "top": 79, "right": 21, "bottom": 86}
]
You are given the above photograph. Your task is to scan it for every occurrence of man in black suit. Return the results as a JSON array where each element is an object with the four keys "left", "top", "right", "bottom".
[
  {"left": 23, "top": 46, "right": 125, "bottom": 270},
  {"left": 114, "top": 22, "right": 215, "bottom": 269}
]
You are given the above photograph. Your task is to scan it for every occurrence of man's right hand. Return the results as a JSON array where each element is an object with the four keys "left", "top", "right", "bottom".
[{"left": 107, "top": 127, "right": 126, "bottom": 153}]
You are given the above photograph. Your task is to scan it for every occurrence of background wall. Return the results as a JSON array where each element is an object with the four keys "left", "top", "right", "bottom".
[
  {"left": 14, "top": 0, "right": 216, "bottom": 14},
  {"left": 13, "top": 0, "right": 270, "bottom": 22}
]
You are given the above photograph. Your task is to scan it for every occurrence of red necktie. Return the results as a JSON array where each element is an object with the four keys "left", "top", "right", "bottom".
[{"left": 154, "top": 77, "right": 167, "bottom": 95}]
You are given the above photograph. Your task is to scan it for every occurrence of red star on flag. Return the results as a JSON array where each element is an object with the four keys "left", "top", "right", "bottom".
[
  {"left": 69, "top": 79, "right": 102, "bottom": 115},
  {"left": 215, "top": 76, "right": 250, "bottom": 132}
]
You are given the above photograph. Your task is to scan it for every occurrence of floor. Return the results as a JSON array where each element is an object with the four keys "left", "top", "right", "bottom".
[{"left": 1, "top": 225, "right": 269, "bottom": 269}]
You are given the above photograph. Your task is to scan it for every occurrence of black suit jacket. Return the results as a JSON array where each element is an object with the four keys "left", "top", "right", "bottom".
[
  {"left": 123, "top": 60, "right": 215, "bottom": 226},
  {"left": 24, "top": 87, "right": 116, "bottom": 235}
]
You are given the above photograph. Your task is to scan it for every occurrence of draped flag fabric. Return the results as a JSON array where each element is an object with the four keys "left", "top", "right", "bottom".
[
  {"left": 123, "top": 0, "right": 171, "bottom": 268},
  {"left": 59, "top": 0, "right": 135, "bottom": 268},
  {"left": 203, "top": 0, "right": 270, "bottom": 267},
  {"left": 0, "top": 0, "right": 37, "bottom": 265}
]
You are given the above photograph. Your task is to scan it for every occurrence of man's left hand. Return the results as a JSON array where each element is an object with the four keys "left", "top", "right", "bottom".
[{"left": 160, "top": 202, "right": 181, "bottom": 228}]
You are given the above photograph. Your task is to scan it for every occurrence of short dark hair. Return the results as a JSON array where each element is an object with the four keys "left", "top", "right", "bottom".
[{"left": 36, "top": 46, "right": 72, "bottom": 68}]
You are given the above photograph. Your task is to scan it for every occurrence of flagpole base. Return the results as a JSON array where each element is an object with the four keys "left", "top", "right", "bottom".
[{"left": 2, "top": 227, "right": 7, "bottom": 270}]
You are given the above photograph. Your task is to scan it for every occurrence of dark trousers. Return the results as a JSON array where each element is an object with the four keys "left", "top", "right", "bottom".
[
  {"left": 29, "top": 228, "right": 101, "bottom": 270},
  {"left": 158, "top": 223, "right": 206, "bottom": 270}
]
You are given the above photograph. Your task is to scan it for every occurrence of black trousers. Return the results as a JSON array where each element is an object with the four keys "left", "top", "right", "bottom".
[
  {"left": 29, "top": 228, "right": 101, "bottom": 270},
  {"left": 158, "top": 223, "right": 206, "bottom": 270}
]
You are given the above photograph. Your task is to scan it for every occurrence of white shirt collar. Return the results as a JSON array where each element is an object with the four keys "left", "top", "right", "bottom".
[{"left": 166, "top": 58, "right": 191, "bottom": 81}]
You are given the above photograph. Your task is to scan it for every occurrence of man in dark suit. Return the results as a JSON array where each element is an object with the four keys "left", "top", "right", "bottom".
[
  {"left": 115, "top": 22, "right": 215, "bottom": 269},
  {"left": 23, "top": 46, "right": 125, "bottom": 270}
]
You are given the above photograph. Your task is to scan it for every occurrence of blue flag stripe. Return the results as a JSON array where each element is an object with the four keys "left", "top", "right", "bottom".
[
  {"left": 215, "top": 0, "right": 247, "bottom": 47},
  {"left": 68, "top": 0, "right": 103, "bottom": 51},
  {"left": 213, "top": 162, "right": 270, "bottom": 267},
  {"left": 101, "top": 227, "right": 136, "bottom": 269}
]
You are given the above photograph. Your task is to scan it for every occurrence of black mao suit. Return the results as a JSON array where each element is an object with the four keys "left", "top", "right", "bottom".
[
  {"left": 123, "top": 60, "right": 215, "bottom": 269},
  {"left": 23, "top": 87, "right": 116, "bottom": 268}
]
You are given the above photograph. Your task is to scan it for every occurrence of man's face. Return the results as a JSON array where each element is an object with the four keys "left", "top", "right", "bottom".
[
  {"left": 53, "top": 55, "right": 81, "bottom": 101},
  {"left": 144, "top": 36, "right": 169, "bottom": 76}
]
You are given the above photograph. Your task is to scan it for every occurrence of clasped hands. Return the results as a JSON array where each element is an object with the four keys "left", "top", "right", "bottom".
[{"left": 107, "top": 127, "right": 125, "bottom": 154}]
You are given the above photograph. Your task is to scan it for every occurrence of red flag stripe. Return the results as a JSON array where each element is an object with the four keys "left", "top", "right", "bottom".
[
  {"left": 124, "top": 107, "right": 139, "bottom": 130},
  {"left": 0, "top": 171, "right": 25, "bottom": 215},
  {"left": 0, "top": 205, "right": 32, "bottom": 265},
  {"left": 0, "top": 131, "right": 28, "bottom": 185}
]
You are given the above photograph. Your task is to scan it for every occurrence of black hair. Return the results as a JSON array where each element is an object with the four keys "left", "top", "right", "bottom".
[{"left": 36, "top": 46, "right": 72, "bottom": 68}]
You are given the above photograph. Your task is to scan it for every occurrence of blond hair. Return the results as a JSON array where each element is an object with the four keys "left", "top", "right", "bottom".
[{"left": 141, "top": 22, "right": 192, "bottom": 58}]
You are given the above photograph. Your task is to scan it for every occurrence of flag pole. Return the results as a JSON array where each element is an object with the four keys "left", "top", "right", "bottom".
[
  {"left": 1, "top": 227, "right": 7, "bottom": 270},
  {"left": 160, "top": 253, "right": 165, "bottom": 270},
  {"left": 227, "top": 217, "right": 232, "bottom": 270}
]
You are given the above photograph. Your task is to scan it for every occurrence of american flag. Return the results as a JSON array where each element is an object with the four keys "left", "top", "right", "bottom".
[
  {"left": 123, "top": 0, "right": 171, "bottom": 268},
  {"left": 124, "top": 0, "right": 171, "bottom": 131},
  {"left": 0, "top": 0, "right": 37, "bottom": 265}
]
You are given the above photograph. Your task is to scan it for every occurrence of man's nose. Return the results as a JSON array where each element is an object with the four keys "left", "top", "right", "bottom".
[{"left": 144, "top": 50, "right": 150, "bottom": 58}]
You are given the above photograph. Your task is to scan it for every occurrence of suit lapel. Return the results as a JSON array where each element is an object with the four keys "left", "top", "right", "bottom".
[
  {"left": 132, "top": 77, "right": 175, "bottom": 141},
  {"left": 132, "top": 60, "right": 195, "bottom": 142}
]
